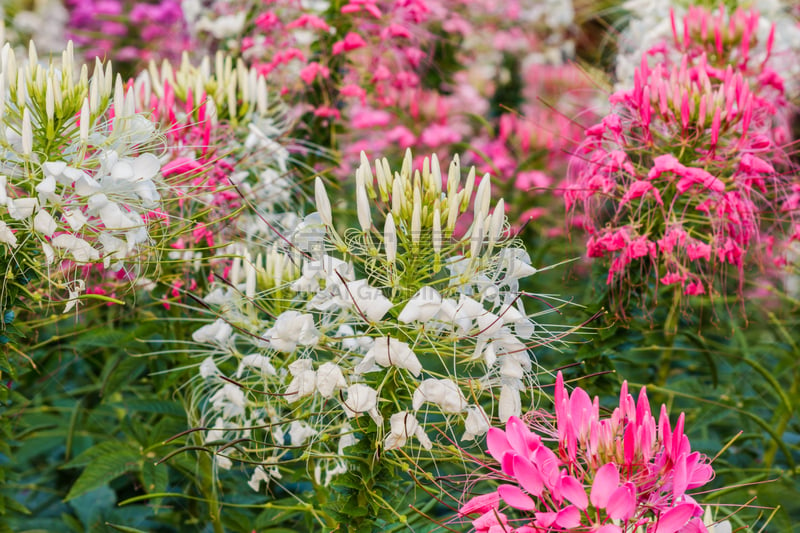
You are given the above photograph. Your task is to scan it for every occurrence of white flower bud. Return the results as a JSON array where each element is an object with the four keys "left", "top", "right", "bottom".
[
  {"left": 45, "top": 76, "right": 55, "bottom": 122},
  {"left": 79, "top": 98, "right": 90, "bottom": 143},
  {"left": 21, "top": 107, "right": 32, "bottom": 156},
  {"left": 314, "top": 177, "right": 333, "bottom": 227},
  {"left": 461, "top": 166, "right": 476, "bottom": 210},
  {"left": 391, "top": 176, "right": 404, "bottom": 220},
  {"left": 432, "top": 200, "right": 442, "bottom": 254},
  {"left": 359, "top": 151, "right": 376, "bottom": 199},
  {"left": 384, "top": 213, "right": 397, "bottom": 266},
  {"left": 411, "top": 185, "right": 421, "bottom": 245},
  {"left": 430, "top": 153, "right": 442, "bottom": 196},
  {"left": 356, "top": 169, "right": 372, "bottom": 232},
  {"left": 488, "top": 199, "right": 504, "bottom": 249}
]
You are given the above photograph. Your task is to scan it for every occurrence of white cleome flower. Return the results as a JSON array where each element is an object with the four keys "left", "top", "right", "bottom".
[
  {"left": 0, "top": 221, "right": 17, "bottom": 248},
  {"left": 51, "top": 234, "right": 100, "bottom": 263},
  {"left": 236, "top": 354, "right": 277, "bottom": 378},
  {"left": 192, "top": 318, "right": 233, "bottom": 346},
  {"left": 412, "top": 379, "right": 467, "bottom": 414},
  {"left": 289, "top": 420, "right": 318, "bottom": 446},
  {"left": 397, "top": 287, "right": 443, "bottom": 323},
  {"left": 247, "top": 463, "right": 282, "bottom": 492},
  {"left": 343, "top": 279, "right": 393, "bottom": 322},
  {"left": 285, "top": 359, "right": 317, "bottom": 402},
  {"left": 342, "top": 384, "right": 382, "bottom": 425},
  {"left": 462, "top": 405, "right": 491, "bottom": 441},
  {"left": 364, "top": 336, "right": 422, "bottom": 377},
  {"left": 263, "top": 310, "right": 320, "bottom": 353},
  {"left": 384, "top": 411, "right": 432, "bottom": 451},
  {"left": 315, "top": 362, "right": 347, "bottom": 398}
]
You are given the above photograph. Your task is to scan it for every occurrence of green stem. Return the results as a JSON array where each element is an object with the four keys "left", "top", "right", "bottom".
[{"left": 655, "top": 288, "right": 681, "bottom": 387}]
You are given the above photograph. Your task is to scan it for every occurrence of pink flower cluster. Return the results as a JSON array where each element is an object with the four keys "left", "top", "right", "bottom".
[
  {"left": 459, "top": 373, "right": 715, "bottom": 533},
  {"left": 567, "top": 6, "right": 797, "bottom": 305},
  {"left": 65, "top": 0, "right": 189, "bottom": 70}
]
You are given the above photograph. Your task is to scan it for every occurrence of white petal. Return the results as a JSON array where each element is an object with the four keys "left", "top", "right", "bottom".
[{"left": 33, "top": 209, "right": 57, "bottom": 236}]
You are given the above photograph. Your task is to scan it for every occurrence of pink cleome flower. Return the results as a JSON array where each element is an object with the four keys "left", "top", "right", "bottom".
[{"left": 459, "top": 372, "right": 714, "bottom": 533}]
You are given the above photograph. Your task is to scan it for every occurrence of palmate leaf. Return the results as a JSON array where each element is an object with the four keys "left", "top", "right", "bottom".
[{"left": 63, "top": 441, "right": 141, "bottom": 501}]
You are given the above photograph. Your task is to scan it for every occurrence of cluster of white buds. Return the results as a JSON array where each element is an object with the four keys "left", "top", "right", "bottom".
[
  {"left": 0, "top": 40, "right": 166, "bottom": 311},
  {"left": 134, "top": 50, "right": 297, "bottom": 256},
  {"left": 188, "top": 150, "right": 575, "bottom": 493}
]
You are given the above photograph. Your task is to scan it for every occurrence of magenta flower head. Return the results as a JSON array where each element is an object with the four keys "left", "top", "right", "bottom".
[
  {"left": 567, "top": 6, "right": 799, "bottom": 313},
  {"left": 458, "top": 372, "right": 714, "bottom": 533}
]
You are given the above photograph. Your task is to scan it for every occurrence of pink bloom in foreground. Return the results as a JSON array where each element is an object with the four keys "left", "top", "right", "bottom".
[{"left": 459, "top": 372, "right": 714, "bottom": 532}]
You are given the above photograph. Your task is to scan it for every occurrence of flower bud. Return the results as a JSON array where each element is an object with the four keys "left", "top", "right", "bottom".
[
  {"left": 356, "top": 169, "right": 372, "bottom": 232},
  {"left": 384, "top": 213, "right": 397, "bottom": 266},
  {"left": 21, "top": 107, "right": 32, "bottom": 156},
  {"left": 314, "top": 177, "right": 333, "bottom": 227},
  {"left": 432, "top": 200, "right": 442, "bottom": 254}
]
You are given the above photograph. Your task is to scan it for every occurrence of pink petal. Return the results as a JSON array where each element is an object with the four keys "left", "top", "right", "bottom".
[
  {"left": 498, "top": 484, "right": 536, "bottom": 511},
  {"left": 590, "top": 463, "right": 620, "bottom": 508},
  {"left": 596, "top": 525, "right": 623, "bottom": 533},
  {"left": 534, "top": 511, "right": 557, "bottom": 528},
  {"left": 486, "top": 427, "right": 511, "bottom": 463},
  {"left": 606, "top": 483, "right": 636, "bottom": 521},
  {"left": 506, "top": 416, "right": 535, "bottom": 457},
  {"left": 555, "top": 505, "right": 582, "bottom": 528},
  {"left": 459, "top": 492, "right": 500, "bottom": 516},
  {"left": 513, "top": 455, "right": 544, "bottom": 497},
  {"left": 654, "top": 503, "right": 698, "bottom": 533},
  {"left": 559, "top": 475, "right": 588, "bottom": 510}
]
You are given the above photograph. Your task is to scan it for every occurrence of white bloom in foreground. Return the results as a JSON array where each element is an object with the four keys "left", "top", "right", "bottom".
[
  {"left": 364, "top": 336, "right": 422, "bottom": 377},
  {"left": 384, "top": 411, "right": 432, "bottom": 451},
  {"left": 7, "top": 197, "right": 38, "bottom": 220},
  {"left": 192, "top": 319, "right": 233, "bottom": 345},
  {"left": 412, "top": 379, "right": 467, "bottom": 413},
  {"left": 344, "top": 279, "right": 393, "bottom": 322},
  {"left": 498, "top": 383, "right": 522, "bottom": 422},
  {"left": 397, "top": 288, "right": 443, "bottom": 323},
  {"left": 209, "top": 383, "right": 246, "bottom": 418},
  {"left": 0, "top": 221, "right": 17, "bottom": 248},
  {"left": 62, "top": 280, "right": 86, "bottom": 313},
  {"left": 342, "top": 384, "right": 382, "bottom": 425},
  {"left": 236, "top": 354, "right": 276, "bottom": 378},
  {"left": 315, "top": 362, "right": 347, "bottom": 398},
  {"left": 199, "top": 356, "right": 219, "bottom": 378},
  {"left": 51, "top": 234, "right": 100, "bottom": 263},
  {"left": 285, "top": 359, "right": 317, "bottom": 402},
  {"left": 462, "top": 405, "right": 490, "bottom": 441},
  {"left": 263, "top": 311, "right": 320, "bottom": 353},
  {"left": 289, "top": 420, "right": 317, "bottom": 446},
  {"left": 33, "top": 209, "right": 57, "bottom": 236},
  {"left": 247, "top": 463, "right": 282, "bottom": 492}
]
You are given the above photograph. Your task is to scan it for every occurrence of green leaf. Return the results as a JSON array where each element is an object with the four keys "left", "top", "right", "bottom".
[
  {"left": 63, "top": 440, "right": 137, "bottom": 470},
  {"left": 105, "top": 523, "right": 150, "bottom": 533},
  {"left": 141, "top": 460, "right": 168, "bottom": 494},
  {"left": 64, "top": 448, "right": 141, "bottom": 501}
]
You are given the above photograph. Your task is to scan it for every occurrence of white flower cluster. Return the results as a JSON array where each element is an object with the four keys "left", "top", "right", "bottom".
[
  {"left": 188, "top": 150, "right": 573, "bottom": 491},
  {"left": 134, "top": 51, "right": 298, "bottom": 246},
  {"left": 0, "top": 41, "right": 164, "bottom": 310}
]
